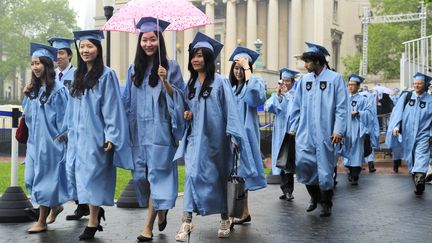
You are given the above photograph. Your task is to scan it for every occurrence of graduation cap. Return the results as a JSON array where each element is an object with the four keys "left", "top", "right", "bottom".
[
  {"left": 280, "top": 68, "right": 299, "bottom": 79},
  {"left": 136, "top": 17, "right": 170, "bottom": 33},
  {"left": 413, "top": 72, "right": 432, "bottom": 86},
  {"left": 73, "top": 30, "right": 104, "bottom": 42},
  {"left": 305, "top": 42, "right": 330, "bottom": 56},
  {"left": 348, "top": 74, "right": 365, "bottom": 83},
  {"left": 229, "top": 46, "right": 259, "bottom": 64},
  {"left": 191, "top": 32, "right": 223, "bottom": 58},
  {"left": 47, "top": 37, "right": 74, "bottom": 50},
  {"left": 30, "top": 42, "right": 58, "bottom": 61}
]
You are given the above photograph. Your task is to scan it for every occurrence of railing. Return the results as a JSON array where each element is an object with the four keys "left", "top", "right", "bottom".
[{"left": 401, "top": 35, "right": 432, "bottom": 89}]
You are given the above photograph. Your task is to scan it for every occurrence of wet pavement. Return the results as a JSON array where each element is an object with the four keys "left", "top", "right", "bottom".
[{"left": 1, "top": 173, "right": 432, "bottom": 243}]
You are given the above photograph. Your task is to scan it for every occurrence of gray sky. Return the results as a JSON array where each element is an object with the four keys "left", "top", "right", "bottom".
[{"left": 68, "top": 0, "right": 95, "bottom": 29}]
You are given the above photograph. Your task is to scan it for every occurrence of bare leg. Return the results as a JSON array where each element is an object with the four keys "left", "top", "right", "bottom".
[
  {"left": 140, "top": 194, "right": 156, "bottom": 238},
  {"left": 28, "top": 206, "right": 49, "bottom": 232},
  {"left": 241, "top": 191, "right": 249, "bottom": 219},
  {"left": 87, "top": 205, "right": 100, "bottom": 227}
]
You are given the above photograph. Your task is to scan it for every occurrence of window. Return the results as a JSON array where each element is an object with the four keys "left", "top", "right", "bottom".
[{"left": 333, "top": 0, "right": 338, "bottom": 24}]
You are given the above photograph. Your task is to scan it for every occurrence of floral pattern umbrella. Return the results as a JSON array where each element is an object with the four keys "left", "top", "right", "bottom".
[{"left": 101, "top": 0, "right": 213, "bottom": 33}]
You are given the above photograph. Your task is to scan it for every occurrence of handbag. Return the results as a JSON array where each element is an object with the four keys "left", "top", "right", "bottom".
[
  {"left": 363, "top": 134, "right": 372, "bottom": 157},
  {"left": 276, "top": 133, "right": 296, "bottom": 173},
  {"left": 15, "top": 115, "right": 28, "bottom": 144},
  {"left": 227, "top": 149, "right": 245, "bottom": 218}
]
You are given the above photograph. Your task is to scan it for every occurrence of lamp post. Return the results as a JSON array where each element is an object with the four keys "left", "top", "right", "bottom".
[
  {"left": 103, "top": 0, "right": 115, "bottom": 67},
  {"left": 254, "top": 38, "right": 263, "bottom": 69}
]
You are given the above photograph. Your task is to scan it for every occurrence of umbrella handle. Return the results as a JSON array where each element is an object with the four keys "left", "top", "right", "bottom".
[{"left": 157, "top": 18, "right": 161, "bottom": 67}]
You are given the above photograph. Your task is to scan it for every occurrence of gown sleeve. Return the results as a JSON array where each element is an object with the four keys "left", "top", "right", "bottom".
[
  {"left": 165, "top": 60, "right": 186, "bottom": 140},
  {"left": 238, "top": 75, "right": 266, "bottom": 108}
]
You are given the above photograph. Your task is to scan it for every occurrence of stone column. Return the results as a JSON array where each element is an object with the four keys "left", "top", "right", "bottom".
[
  {"left": 224, "top": 0, "right": 237, "bottom": 68},
  {"left": 267, "top": 0, "right": 279, "bottom": 70},
  {"left": 182, "top": 28, "right": 194, "bottom": 80},
  {"left": 314, "top": 0, "right": 325, "bottom": 43},
  {"left": 203, "top": 0, "right": 215, "bottom": 38},
  {"left": 246, "top": 0, "right": 257, "bottom": 50},
  {"left": 291, "top": 0, "right": 302, "bottom": 68}
]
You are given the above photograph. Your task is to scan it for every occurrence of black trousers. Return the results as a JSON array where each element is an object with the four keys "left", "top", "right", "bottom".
[{"left": 280, "top": 171, "right": 294, "bottom": 195}]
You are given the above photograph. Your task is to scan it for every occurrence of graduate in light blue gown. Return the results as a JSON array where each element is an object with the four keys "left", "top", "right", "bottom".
[
  {"left": 288, "top": 42, "right": 348, "bottom": 217},
  {"left": 48, "top": 37, "right": 76, "bottom": 89},
  {"left": 265, "top": 68, "right": 298, "bottom": 200},
  {"left": 386, "top": 72, "right": 432, "bottom": 196},
  {"left": 67, "top": 30, "right": 133, "bottom": 240},
  {"left": 228, "top": 46, "right": 266, "bottom": 225},
  {"left": 49, "top": 36, "right": 90, "bottom": 220},
  {"left": 174, "top": 32, "right": 256, "bottom": 241},
  {"left": 359, "top": 89, "right": 379, "bottom": 172},
  {"left": 342, "top": 74, "right": 372, "bottom": 185},
  {"left": 121, "top": 17, "right": 185, "bottom": 242},
  {"left": 390, "top": 88, "right": 403, "bottom": 173},
  {"left": 24, "top": 43, "right": 69, "bottom": 233}
]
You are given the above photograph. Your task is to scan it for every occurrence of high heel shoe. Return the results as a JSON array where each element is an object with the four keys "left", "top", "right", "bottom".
[
  {"left": 137, "top": 233, "right": 153, "bottom": 242},
  {"left": 97, "top": 207, "right": 106, "bottom": 223},
  {"left": 46, "top": 205, "right": 64, "bottom": 224},
  {"left": 232, "top": 215, "right": 251, "bottom": 225},
  {"left": 158, "top": 210, "right": 168, "bottom": 232},
  {"left": 78, "top": 225, "right": 103, "bottom": 240},
  {"left": 175, "top": 222, "right": 193, "bottom": 242}
]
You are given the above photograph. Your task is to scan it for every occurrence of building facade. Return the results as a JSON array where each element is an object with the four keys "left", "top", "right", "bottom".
[{"left": 94, "top": 0, "right": 369, "bottom": 88}]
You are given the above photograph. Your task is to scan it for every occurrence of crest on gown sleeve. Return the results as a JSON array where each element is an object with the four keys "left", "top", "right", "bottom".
[
  {"left": 39, "top": 92, "right": 47, "bottom": 105},
  {"left": 320, "top": 81, "right": 327, "bottom": 91},
  {"left": 419, "top": 101, "right": 426, "bottom": 109},
  {"left": 351, "top": 100, "right": 357, "bottom": 107},
  {"left": 306, "top": 82, "right": 312, "bottom": 91},
  {"left": 409, "top": 99, "right": 415, "bottom": 106},
  {"left": 64, "top": 80, "right": 72, "bottom": 89},
  {"left": 202, "top": 87, "right": 212, "bottom": 99}
]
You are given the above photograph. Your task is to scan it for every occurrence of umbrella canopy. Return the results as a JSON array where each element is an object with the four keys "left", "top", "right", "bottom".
[
  {"left": 372, "top": 85, "right": 393, "bottom": 95},
  {"left": 101, "top": 0, "right": 213, "bottom": 33}
]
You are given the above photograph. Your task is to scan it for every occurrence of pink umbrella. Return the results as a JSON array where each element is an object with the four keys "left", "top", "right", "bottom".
[{"left": 101, "top": 0, "right": 213, "bottom": 33}]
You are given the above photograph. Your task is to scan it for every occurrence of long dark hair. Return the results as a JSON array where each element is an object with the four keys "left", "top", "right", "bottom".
[
  {"left": 187, "top": 47, "right": 215, "bottom": 99},
  {"left": 132, "top": 31, "right": 168, "bottom": 87},
  {"left": 228, "top": 61, "right": 253, "bottom": 87},
  {"left": 29, "top": 56, "right": 56, "bottom": 99},
  {"left": 71, "top": 39, "right": 104, "bottom": 97},
  {"left": 300, "top": 52, "right": 334, "bottom": 71}
]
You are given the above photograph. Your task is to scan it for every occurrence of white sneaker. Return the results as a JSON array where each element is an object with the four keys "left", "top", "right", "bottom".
[{"left": 217, "top": 219, "right": 231, "bottom": 238}]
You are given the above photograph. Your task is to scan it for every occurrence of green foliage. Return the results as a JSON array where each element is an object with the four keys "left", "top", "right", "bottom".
[
  {"left": 343, "top": 0, "right": 431, "bottom": 78},
  {"left": 0, "top": 0, "right": 78, "bottom": 97}
]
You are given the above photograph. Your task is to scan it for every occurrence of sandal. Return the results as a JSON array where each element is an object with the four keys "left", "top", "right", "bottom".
[
  {"left": 175, "top": 222, "right": 193, "bottom": 242},
  {"left": 217, "top": 219, "right": 231, "bottom": 238}
]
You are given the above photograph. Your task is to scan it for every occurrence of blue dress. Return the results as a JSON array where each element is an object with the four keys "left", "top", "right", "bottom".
[
  {"left": 386, "top": 92, "right": 432, "bottom": 173},
  {"left": 342, "top": 93, "right": 372, "bottom": 167},
  {"left": 24, "top": 81, "right": 70, "bottom": 207},
  {"left": 174, "top": 74, "right": 257, "bottom": 216},
  {"left": 265, "top": 89, "right": 295, "bottom": 175},
  {"left": 66, "top": 66, "right": 133, "bottom": 206},
  {"left": 289, "top": 68, "right": 348, "bottom": 190},
  {"left": 122, "top": 60, "right": 185, "bottom": 209},
  {"left": 232, "top": 75, "right": 267, "bottom": 191}
]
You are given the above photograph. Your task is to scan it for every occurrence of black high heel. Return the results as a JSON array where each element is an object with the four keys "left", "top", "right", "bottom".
[
  {"left": 78, "top": 225, "right": 103, "bottom": 240},
  {"left": 158, "top": 210, "right": 168, "bottom": 232},
  {"left": 97, "top": 207, "right": 106, "bottom": 223}
]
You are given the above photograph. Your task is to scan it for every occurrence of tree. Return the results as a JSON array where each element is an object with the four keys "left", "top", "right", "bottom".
[
  {"left": 342, "top": 0, "right": 430, "bottom": 79},
  {"left": 0, "top": 0, "right": 78, "bottom": 101}
]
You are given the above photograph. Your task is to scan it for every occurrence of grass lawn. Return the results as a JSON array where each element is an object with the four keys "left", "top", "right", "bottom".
[{"left": 1, "top": 163, "right": 268, "bottom": 199}]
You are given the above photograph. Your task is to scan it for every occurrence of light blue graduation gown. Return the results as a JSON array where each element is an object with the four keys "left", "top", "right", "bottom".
[
  {"left": 55, "top": 65, "right": 76, "bottom": 89},
  {"left": 24, "top": 81, "right": 70, "bottom": 207},
  {"left": 265, "top": 89, "right": 295, "bottom": 175},
  {"left": 289, "top": 68, "right": 348, "bottom": 190},
  {"left": 342, "top": 93, "right": 371, "bottom": 167},
  {"left": 386, "top": 92, "right": 432, "bottom": 174},
  {"left": 66, "top": 66, "right": 133, "bottom": 206},
  {"left": 174, "top": 74, "right": 256, "bottom": 216},
  {"left": 232, "top": 75, "right": 267, "bottom": 191},
  {"left": 389, "top": 94, "right": 403, "bottom": 160},
  {"left": 359, "top": 91, "right": 380, "bottom": 162},
  {"left": 122, "top": 60, "right": 185, "bottom": 209}
]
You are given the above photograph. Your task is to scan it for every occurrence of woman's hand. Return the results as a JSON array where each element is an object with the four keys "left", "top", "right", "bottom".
[
  {"left": 159, "top": 65, "right": 174, "bottom": 96},
  {"left": 23, "top": 83, "right": 32, "bottom": 97},
  {"left": 158, "top": 65, "right": 167, "bottom": 82},
  {"left": 235, "top": 57, "right": 250, "bottom": 70},
  {"left": 331, "top": 133, "right": 343, "bottom": 144},
  {"left": 393, "top": 127, "right": 399, "bottom": 137},
  {"left": 104, "top": 140, "right": 113, "bottom": 152},
  {"left": 184, "top": 111, "right": 193, "bottom": 121}
]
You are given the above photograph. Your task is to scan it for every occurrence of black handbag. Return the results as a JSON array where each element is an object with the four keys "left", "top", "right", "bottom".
[
  {"left": 364, "top": 134, "right": 372, "bottom": 157},
  {"left": 276, "top": 133, "right": 296, "bottom": 173},
  {"left": 227, "top": 149, "right": 245, "bottom": 218}
]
